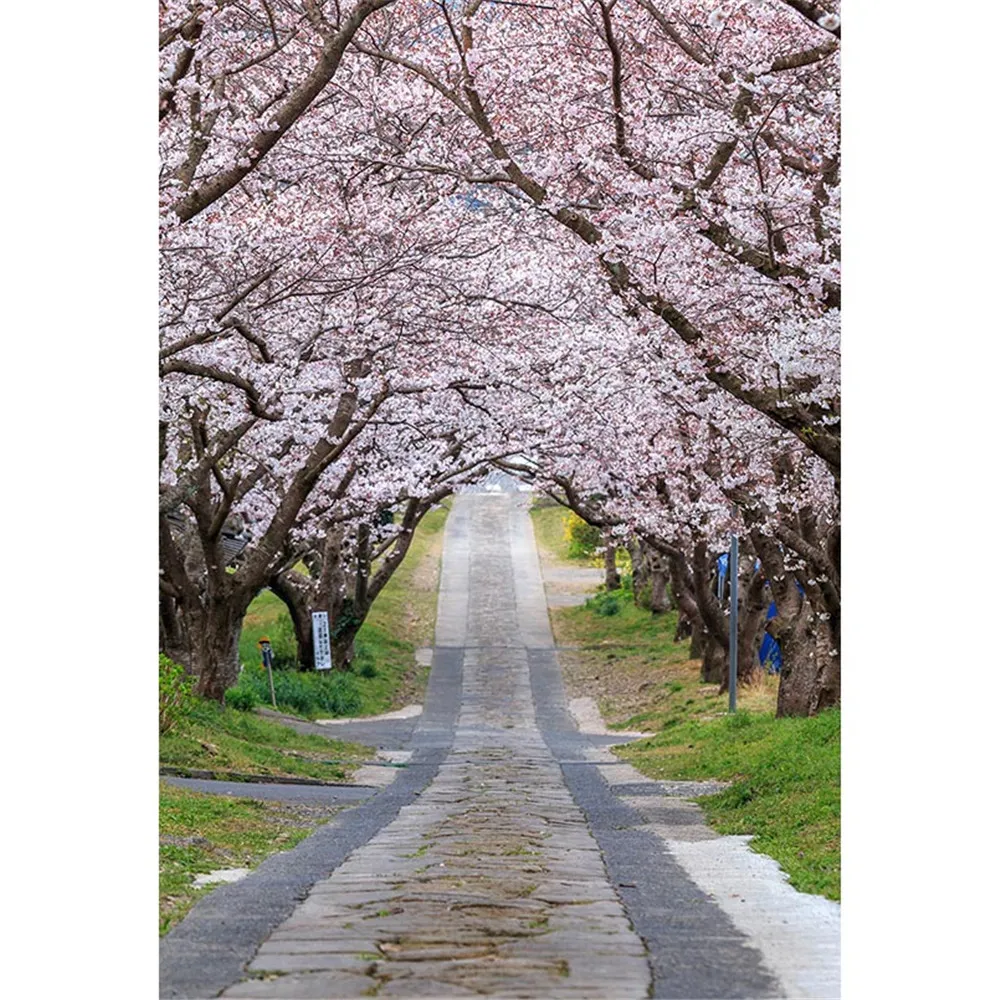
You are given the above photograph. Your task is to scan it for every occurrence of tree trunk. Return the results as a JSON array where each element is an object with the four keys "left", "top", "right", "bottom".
[
  {"left": 332, "top": 624, "right": 360, "bottom": 669},
  {"left": 630, "top": 541, "right": 649, "bottom": 607},
  {"left": 159, "top": 592, "right": 189, "bottom": 667},
  {"left": 733, "top": 565, "right": 769, "bottom": 689},
  {"left": 735, "top": 496, "right": 840, "bottom": 716},
  {"left": 649, "top": 569, "right": 669, "bottom": 614},
  {"left": 701, "top": 633, "right": 726, "bottom": 684},
  {"left": 775, "top": 610, "right": 840, "bottom": 717},
  {"left": 674, "top": 612, "right": 693, "bottom": 643},
  {"left": 159, "top": 575, "right": 254, "bottom": 701},
  {"left": 292, "top": 605, "right": 315, "bottom": 671},
  {"left": 690, "top": 624, "right": 705, "bottom": 659},
  {"left": 187, "top": 602, "right": 246, "bottom": 701},
  {"left": 603, "top": 533, "right": 621, "bottom": 591}
]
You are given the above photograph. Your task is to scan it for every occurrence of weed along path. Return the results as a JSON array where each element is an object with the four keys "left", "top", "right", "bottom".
[{"left": 161, "top": 493, "right": 838, "bottom": 999}]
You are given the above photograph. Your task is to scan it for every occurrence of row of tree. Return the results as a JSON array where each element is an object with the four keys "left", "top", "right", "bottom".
[{"left": 159, "top": 0, "right": 840, "bottom": 714}]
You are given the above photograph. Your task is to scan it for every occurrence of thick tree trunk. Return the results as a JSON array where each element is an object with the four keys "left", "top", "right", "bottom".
[
  {"left": 333, "top": 624, "right": 360, "bottom": 669},
  {"left": 160, "top": 592, "right": 189, "bottom": 667},
  {"left": 674, "top": 612, "right": 693, "bottom": 643},
  {"left": 701, "top": 633, "right": 726, "bottom": 684},
  {"left": 630, "top": 542, "right": 649, "bottom": 607},
  {"left": 159, "top": 578, "right": 253, "bottom": 700},
  {"left": 291, "top": 604, "right": 315, "bottom": 671},
  {"left": 776, "top": 611, "right": 840, "bottom": 717},
  {"left": 649, "top": 569, "right": 669, "bottom": 614},
  {"left": 731, "top": 567, "right": 769, "bottom": 690},
  {"left": 690, "top": 624, "right": 705, "bottom": 659},
  {"left": 187, "top": 602, "right": 246, "bottom": 701},
  {"left": 603, "top": 534, "right": 621, "bottom": 591}
]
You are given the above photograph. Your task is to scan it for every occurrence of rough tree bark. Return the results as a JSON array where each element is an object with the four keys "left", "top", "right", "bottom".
[
  {"left": 649, "top": 567, "right": 670, "bottom": 615},
  {"left": 603, "top": 531, "right": 621, "bottom": 591},
  {"left": 748, "top": 514, "right": 840, "bottom": 717}
]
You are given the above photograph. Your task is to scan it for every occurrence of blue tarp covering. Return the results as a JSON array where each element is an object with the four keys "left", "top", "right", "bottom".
[
  {"left": 759, "top": 632, "right": 782, "bottom": 673},
  {"left": 715, "top": 556, "right": 798, "bottom": 674}
]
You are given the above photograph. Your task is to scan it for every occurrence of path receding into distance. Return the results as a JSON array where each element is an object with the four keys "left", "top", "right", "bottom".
[{"left": 161, "top": 493, "right": 840, "bottom": 999}]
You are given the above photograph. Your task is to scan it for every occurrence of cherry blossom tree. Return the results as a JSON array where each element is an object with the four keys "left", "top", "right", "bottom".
[
  {"left": 158, "top": 0, "right": 841, "bottom": 715},
  {"left": 345, "top": 0, "right": 841, "bottom": 474}
]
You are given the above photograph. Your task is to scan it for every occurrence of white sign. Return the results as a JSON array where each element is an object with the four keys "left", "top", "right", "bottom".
[{"left": 312, "top": 611, "right": 332, "bottom": 671}]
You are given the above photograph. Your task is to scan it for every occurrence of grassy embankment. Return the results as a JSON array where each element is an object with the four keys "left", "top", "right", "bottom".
[
  {"left": 160, "top": 781, "right": 345, "bottom": 936},
  {"left": 531, "top": 502, "right": 840, "bottom": 902},
  {"left": 160, "top": 501, "right": 450, "bottom": 934}
]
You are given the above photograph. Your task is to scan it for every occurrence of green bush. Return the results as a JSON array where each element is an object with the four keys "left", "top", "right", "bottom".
[
  {"left": 159, "top": 655, "right": 197, "bottom": 734},
  {"left": 224, "top": 684, "right": 259, "bottom": 712},
  {"left": 227, "top": 663, "right": 363, "bottom": 718},
  {"left": 563, "top": 512, "right": 602, "bottom": 559},
  {"left": 588, "top": 593, "right": 621, "bottom": 617},
  {"left": 352, "top": 642, "right": 379, "bottom": 679}
]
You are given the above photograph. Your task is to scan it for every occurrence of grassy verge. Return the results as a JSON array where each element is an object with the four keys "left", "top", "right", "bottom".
[
  {"left": 160, "top": 781, "right": 342, "bottom": 935},
  {"left": 233, "top": 502, "right": 449, "bottom": 719},
  {"left": 160, "top": 698, "right": 371, "bottom": 781},
  {"left": 530, "top": 502, "right": 599, "bottom": 567},
  {"left": 543, "top": 540, "right": 840, "bottom": 901},
  {"left": 619, "top": 706, "right": 840, "bottom": 900}
]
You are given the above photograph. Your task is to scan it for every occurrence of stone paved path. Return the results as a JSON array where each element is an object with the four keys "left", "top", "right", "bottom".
[{"left": 222, "top": 495, "right": 649, "bottom": 999}]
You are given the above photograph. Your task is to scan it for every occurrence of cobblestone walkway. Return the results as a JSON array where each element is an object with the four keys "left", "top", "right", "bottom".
[{"left": 223, "top": 496, "right": 650, "bottom": 999}]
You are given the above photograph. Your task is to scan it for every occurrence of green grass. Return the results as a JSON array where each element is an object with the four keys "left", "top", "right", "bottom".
[
  {"left": 159, "top": 697, "right": 371, "bottom": 781},
  {"left": 159, "top": 782, "right": 333, "bottom": 935},
  {"left": 620, "top": 709, "right": 840, "bottom": 900},
  {"left": 226, "top": 663, "right": 368, "bottom": 719},
  {"left": 239, "top": 589, "right": 298, "bottom": 669},
  {"left": 575, "top": 587, "right": 692, "bottom": 651},
  {"left": 548, "top": 574, "right": 840, "bottom": 902},
  {"left": 234, "top": 502, "right": 449, "bottom": 719}
]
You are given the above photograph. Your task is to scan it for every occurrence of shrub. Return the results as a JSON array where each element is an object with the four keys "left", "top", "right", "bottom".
[
  {"left": 352, "top": 643, "right": 379, "bottom": 679},
  {"left": 224, "top": 685, "right": 259, "bottom": 712},
  {"left": 588, "top": 593, "right": 621, "bottom": 617},
  {"left": 159, "top": 655, "right": 197, "bottom": 734},
  {"left": 563, "top": 512, "right": 601, "bottom": 559}
]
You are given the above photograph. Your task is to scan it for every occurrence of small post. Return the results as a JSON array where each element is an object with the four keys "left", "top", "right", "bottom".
[
  {"left": 259, "top": 637, "right": 277, "bottom": 708},
  {"left": 728, "top": 531, "right": 739, "bottom": 713}
]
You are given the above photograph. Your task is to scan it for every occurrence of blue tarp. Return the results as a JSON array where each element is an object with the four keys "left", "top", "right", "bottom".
[
  {"left": 759, "top": 627, "right": 782, "bottom": 674},
  {"left": 760, "top": 602, "right": 781, "bottom": 671},
  {"left": 715, "top": 555, "right": 802, "bottom": 675}
]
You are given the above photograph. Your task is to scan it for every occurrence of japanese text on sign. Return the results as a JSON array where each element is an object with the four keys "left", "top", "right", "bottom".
[{"left": 312, "top": 611, "right": 332, "bottom": 671}]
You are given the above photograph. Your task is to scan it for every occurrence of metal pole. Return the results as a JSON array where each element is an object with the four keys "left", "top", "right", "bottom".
[
  {"left": 263, "top": 646, "right": 277, "bottom": 709},
  {"left": 728, "top": 531, "right": 739, "bottom": 713}
]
